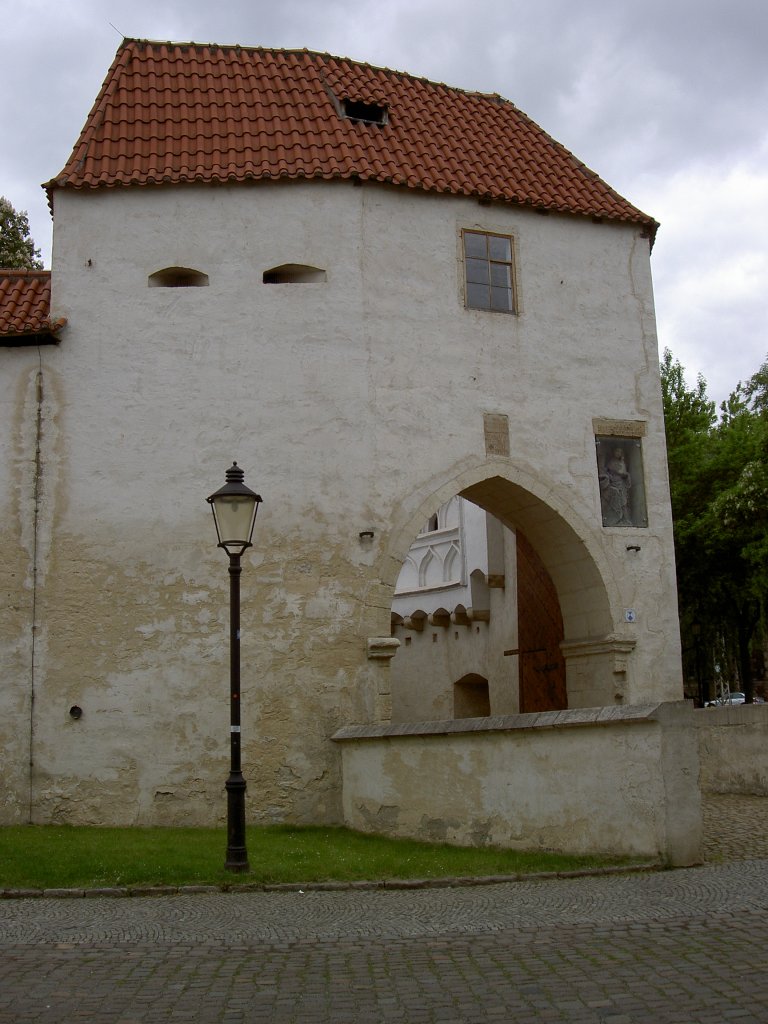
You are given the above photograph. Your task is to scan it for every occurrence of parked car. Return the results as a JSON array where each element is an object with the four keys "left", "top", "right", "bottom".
[{"left": 705, "top": 692, "right": 746, "bottom": 706}]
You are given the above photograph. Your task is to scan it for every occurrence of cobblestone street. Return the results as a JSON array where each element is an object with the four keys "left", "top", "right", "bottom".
[{"left": 1, "top": 795, "right": 767, "bottom": 1023}]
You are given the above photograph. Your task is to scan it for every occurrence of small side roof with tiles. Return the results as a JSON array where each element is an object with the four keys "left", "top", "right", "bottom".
[
  {"left": 46, "top": 39, "right": 657, "bottom": 240},
  {"left": 0, "top": 271, "right": 66, "bottom": 343}
]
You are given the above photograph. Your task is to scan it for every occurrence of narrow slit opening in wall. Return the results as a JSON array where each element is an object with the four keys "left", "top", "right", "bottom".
[
  {"left": 148, "top": 267, "right": 209, "bottom": 288},
  {"left": 262, "top": 264, "right": 327, "bottom": 284}
]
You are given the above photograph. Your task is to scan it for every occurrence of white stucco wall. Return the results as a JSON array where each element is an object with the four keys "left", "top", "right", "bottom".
[
  {"left": 0, "top": 347, "right": 42, "bottom": 823},
  {"left": 334, "top": 702, "right": 702, "bottom": 865},
  {"left": 0, "top": 178, "right": 682, "bottom": 825},
  {"left": 697, "top": 705, "right": 768, "bottom": 794}
]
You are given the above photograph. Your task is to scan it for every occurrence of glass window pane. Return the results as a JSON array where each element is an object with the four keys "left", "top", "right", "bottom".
[
  {"left": 466, "top": 258, "right": 490, "bottom": 284},
  {"left": 463, "top": 232, "right": 487, "bottom": 258},
  {"left": 490, "top": 263, "right": 511, "bottom": 287},
  {"left": 490, "top": 286, "right": 513, "bottom": 311},
  {"left": 466, "top": 282, "right": 490, "bottom": 309},
  {"left": 488, "top": 235, "right": 511, "bottom": 261}
]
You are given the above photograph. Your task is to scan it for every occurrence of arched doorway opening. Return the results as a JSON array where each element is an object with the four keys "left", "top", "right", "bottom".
[
  {"left": 389, "top": 495, "right": 567, "bottom": 721},
  {"left": 383, "top": 467, "right": 622, "bottom": 720},
  {"left": 454, "top": 673, "right": 491, "bottom": 718}
]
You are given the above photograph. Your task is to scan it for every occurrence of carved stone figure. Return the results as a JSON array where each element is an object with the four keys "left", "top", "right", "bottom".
[{"left": 599, "top": 446, "right": 633, "bottom": 526}]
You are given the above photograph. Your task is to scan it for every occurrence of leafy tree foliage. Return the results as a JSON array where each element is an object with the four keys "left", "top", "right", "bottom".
[
  {"left": 0, "top": 196, "right": 43, "bottom": 269},
  {"left": 661, "top": 349, "right": 768, "bottom": 703}
]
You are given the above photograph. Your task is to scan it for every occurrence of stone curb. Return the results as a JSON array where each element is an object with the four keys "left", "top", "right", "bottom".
[{"left": 0, "top": 862, "right": 662, "bottom": 900}]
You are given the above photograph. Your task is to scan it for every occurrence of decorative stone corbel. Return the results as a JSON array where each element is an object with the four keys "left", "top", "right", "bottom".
[
  {"left": 402, "top": 615, "right": 425, "bottom": 632},
  {"left": 367, "top": 637, "right": 401, "bottom": 661}
]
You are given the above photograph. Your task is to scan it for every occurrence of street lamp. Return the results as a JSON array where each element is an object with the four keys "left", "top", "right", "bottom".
[{"left": 207, "top": 461, "right": 262, "bottom": 872}]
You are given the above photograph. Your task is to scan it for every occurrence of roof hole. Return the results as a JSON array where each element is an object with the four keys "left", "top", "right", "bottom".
[
  {"left": 342, "top": 99, "right": 388, "bottom": 125},
  {"left": 263, "top": 264, "right": 327, "bottom": 284},
  {"left": 148, "top": 267, "right": 209, "bottom": 288}
]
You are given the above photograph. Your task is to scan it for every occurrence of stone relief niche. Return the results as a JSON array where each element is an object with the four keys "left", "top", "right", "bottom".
[{"left": 595, "top": 435, "right": 648, "bottom": 528}]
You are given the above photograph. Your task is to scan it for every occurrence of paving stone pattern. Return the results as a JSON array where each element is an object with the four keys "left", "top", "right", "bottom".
[
  {"left": 1, "top": 795, "right": 767, "bottom": 1023},
  {"left": 703, "top": 793, "right": 768, "bottom": 861}
]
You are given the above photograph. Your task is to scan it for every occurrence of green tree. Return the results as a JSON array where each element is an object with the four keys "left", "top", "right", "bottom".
[
  {"left": 661, "top": 350, "right": 768, "bottom": 703},
  {"left": 708, "top": 365, "right": 768, "bottom": 693},
  {"left": 660, "top": 350, "right": 719, "bottom": 701},
  {"left": 0, "top": 196, "right": 43, "bottom": 269}
]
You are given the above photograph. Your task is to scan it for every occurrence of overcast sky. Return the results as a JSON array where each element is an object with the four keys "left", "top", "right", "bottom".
[{"left": 2, "top": 0, "right": 766, "bottom": 406}]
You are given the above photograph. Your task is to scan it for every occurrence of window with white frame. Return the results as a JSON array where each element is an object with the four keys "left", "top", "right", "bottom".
[{"left": 462, "top": 230, "right": 515, "bottom": 313}]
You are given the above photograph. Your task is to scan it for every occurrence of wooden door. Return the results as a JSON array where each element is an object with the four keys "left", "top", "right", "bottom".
[{"left": 516, "top": 531, "right": 567, "bottom": 713}]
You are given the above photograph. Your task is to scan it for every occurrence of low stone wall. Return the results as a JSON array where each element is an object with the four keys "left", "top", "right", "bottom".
[
  {"left": 696, "top": 704, "right": 768, "bottom": 795},
  {"left": 333, "top": 701, "right": 702, "bottom": 866}
]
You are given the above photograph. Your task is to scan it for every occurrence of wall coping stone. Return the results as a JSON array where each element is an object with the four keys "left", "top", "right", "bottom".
[
  {"left": 332, "top": 701, "right": 686, "bottom": 741},
  {"left": 694, "top": 705, "right": 768, "bottom": 725}
]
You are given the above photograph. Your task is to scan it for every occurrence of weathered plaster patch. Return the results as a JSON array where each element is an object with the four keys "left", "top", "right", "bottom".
[
  {"left": 358, "top": 802, "right": 400, "bottom": 830},
  {"left": 418, "top": 815, "right": 462, "bottom": 841},
  {"left": 135, "top": 617, "right": 177, "bottom": 638},
  {"left": 21, "top": 522, "right": 378, "bottom": 825}
]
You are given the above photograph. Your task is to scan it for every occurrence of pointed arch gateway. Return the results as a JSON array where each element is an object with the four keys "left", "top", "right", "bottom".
[
  {"left": 458, "top": 474, "right": 613, "bottom": 642},
  {"left": 385, "top": 462, "right": 624, "bottom": 716},
  {"left": 460, "top": 474, "right": 618, "bottom": 710}
]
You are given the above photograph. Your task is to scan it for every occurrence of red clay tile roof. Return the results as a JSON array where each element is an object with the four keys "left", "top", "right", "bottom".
[
  {"left": 47, "top": 39, "right": 656, "bottom": 237},
  {"left": 0, "top": 271, "right": 66, "bottom": 340}
]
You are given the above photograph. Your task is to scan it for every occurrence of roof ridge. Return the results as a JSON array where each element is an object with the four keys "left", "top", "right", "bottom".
[
  {"left": 43, "top": 39, "right": 658, "bottom": 240},
  {"left": 122, "top": 38, "right": 523, "bottom": 106}
]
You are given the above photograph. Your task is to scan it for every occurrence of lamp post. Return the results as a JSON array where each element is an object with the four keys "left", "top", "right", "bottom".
[{"left": 207, "top": 462, "right": 262, "bottom": 872}]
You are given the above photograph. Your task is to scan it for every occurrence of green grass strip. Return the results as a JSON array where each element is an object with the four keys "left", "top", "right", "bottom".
[{"left": 0, "top": 824, "right": 640, "bottom": 889}]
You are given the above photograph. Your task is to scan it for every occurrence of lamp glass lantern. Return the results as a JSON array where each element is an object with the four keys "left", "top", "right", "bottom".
[{"left": 206, "top": 462, "right": 262, "bottom": 556}]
